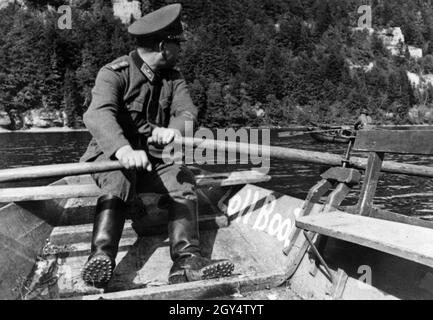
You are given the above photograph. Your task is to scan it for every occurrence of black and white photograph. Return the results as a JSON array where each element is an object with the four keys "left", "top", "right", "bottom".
[{"left": 0, "top": 0, "right": 433, "bottom": 303}]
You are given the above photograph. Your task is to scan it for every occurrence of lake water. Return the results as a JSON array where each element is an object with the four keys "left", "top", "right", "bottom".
[{"left": 1, "top": 129, "right": 433, "bottom": 220}]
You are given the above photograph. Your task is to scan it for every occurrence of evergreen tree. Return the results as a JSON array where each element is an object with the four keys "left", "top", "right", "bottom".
[
  {"left": 63, "top": 68, "right": 81, "bottom": 127},
  {"left": 2, "top": 0, "right": 433, "bottom": 127},
  {"left": 262, "top": 42, "right": 285, "bottom": 100},
  {"left": 315, "top": 1, "right": 333, "bottom": 36}
]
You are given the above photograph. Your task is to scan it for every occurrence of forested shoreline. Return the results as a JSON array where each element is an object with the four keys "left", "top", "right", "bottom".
[{"left": 2, "top": 0, "right": 433, "bottom": 130}]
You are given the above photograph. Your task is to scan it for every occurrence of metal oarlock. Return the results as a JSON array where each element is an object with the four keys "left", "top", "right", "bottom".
[{"left": 342, "top": 133, "right": 356, "bottom": 168}]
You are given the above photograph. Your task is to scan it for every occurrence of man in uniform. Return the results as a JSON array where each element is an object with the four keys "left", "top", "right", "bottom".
[{"left": 80, "top": 3, "right": 234, "bottom": 287}]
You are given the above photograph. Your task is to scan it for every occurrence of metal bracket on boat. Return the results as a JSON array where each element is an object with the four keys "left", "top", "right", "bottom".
[
  {"left": 303, "top": 231, "right": 334, "bottom": 281},
  {"left": 303, "top": 231, "right": 348, "bottom": 299},
  {"left": 341, "top": 134, "right": 355, "bottom": 168},
  {"left": 283, "top": 179, "right": 335, "bottom": 256},
  {"left": 307, "top": 178, "right": 359, "bottom": 277}
]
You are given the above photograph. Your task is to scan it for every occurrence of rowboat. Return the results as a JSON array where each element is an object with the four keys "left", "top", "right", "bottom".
[
  {"left": 309, "top": 127, "right": 354, "bottom": 144},
  {"left": 0, "top": 168, "right": 276, "bottom": 300},
  {"left": 1, "top": 133, "right": 433, "bottom": 300},
  {"left": 309, "top": 131, "right": 351, "bottom": 143},
  {"left": 277, "top": 126, "right": 354, "bottom": 144}
]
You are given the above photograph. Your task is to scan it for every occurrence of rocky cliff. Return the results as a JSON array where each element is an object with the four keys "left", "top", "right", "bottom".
[
  {"left": 0, "top": 0, "right": 143, "bottom": 131},
  {"left": 0, "top": 108, "right": 69, "bottom": 131},
  {"left": 112, "top": 0, "right": 142, "bottom": 24}
]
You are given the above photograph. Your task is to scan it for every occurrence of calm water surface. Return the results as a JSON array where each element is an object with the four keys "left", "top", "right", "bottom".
[{"left": 1, "top": 130, "right": 433, "bottom": 220}]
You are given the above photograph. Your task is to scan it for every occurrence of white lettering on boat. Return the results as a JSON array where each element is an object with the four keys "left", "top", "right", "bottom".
[
  {"left": 268, "top": 211, "right": 282, "bottom": 236},
  {"left": 278, "top": 218, "right": 293, "bottom": 243},
  {"left": 253, "top": 194, "right": 276, "bottom": 231},
  {"left": 227, "top": 192, "right": 243, "bottom": 217},
  {"left": 227, "top": 189, "right": 304, "bottom": 247},
  {"left": 236, "top": 188, "right": 261, "bottom": 225}
]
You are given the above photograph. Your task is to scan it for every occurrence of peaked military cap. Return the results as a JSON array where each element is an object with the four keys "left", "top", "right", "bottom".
[{"left": 128, "top": 3, "right": 186, "bottom": 42}]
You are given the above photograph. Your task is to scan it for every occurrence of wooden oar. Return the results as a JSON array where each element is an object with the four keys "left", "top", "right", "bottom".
[
  {"left": 180, "top": 137, "right": 433, "bottom": 178},
  {"left": 278, "top": 129, "right": 342, "bottom": 138},
  {"left": 0, "top": 161, "right": 123, "bottom": 183},
  {"left": 1, "top": 137, "right": 433, "bottom": 183},
  {"left": 306, "top": 120, "right": 344, "bottom": 130},
  {"left": 0, "top": 170, "right": 271, "bottom": 202}
]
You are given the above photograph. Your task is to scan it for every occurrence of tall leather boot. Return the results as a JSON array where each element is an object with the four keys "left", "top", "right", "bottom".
[
  {"left": 81, "top": 195, "right": 126, "bottom": 287},
  {"left": 168, "top": 199, "right": 234, "bottom": 284}
]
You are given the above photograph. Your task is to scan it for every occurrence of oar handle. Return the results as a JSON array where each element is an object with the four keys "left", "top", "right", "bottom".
[
  {"left": 0, "top": 161, "right": 123, "bottom": 183},
  {"left": 0, "top": 137, "right": 202, "bottom": 183}
]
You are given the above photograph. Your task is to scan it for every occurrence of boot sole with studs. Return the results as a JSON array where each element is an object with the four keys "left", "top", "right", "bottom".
[
  {"left": 81, "top": 255, "right": 113, "bottom": 288},
  {"left": 201, "top": 260, "right": 234, "bottom": 280},
  {"left": 170, "top": 260, "right": 235, "bottom": 284}
]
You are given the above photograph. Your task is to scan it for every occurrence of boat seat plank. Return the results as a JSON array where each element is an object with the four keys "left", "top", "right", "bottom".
[
  {"left": 0, "top": 170, "right": 271, "bottom": 203},
  {"left": 296, "top": 212, "right": 433, "bottom": 268},
  {"left": 0, "top": 233, "right": 42, "bottom": 300},
  {"left": 49, "top": 213, "right": 228, "bottom": 247},
  {"left": 0, "top": 203, "right": 54, "bottom": 300},
  {"left": 70, "top": 272, "right": 287, "bottom": 300},
  {"left": 353, "top": 129, "right": 433, "bottom": 155}
]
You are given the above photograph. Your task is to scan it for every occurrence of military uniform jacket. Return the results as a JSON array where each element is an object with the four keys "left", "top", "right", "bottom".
[{"left": 81, "top": 50, "right": 197, "bottom": 162}]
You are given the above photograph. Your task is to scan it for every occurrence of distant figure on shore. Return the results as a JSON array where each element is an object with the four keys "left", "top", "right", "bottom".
[{"left": 355, "top": 108, "right": 373, "bottom": 130}]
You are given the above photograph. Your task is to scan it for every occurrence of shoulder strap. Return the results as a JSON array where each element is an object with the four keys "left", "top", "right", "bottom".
[{"left": 108, "top": 60, "right": 129, "bottom": 71}]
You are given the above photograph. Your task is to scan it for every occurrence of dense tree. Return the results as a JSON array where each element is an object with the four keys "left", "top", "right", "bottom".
[{"left": 1, "top": 0, "right": 433, "bottom": 128}]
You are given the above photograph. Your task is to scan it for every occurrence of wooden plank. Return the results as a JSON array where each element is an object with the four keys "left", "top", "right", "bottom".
[
  {"left": 370, "top": 208, "right": 433, "bottom": 230},
  {"left": 49, "top": 214, "right": 228, "bottom": 246},
  {"left": 69, "top": 273, "right": 286, "bottom": 300},
  {"left": 0, "top": 185, "right": 101, "bottom": 202},
  {"left": 0, "top": 171, "right": 270, "bottom": 203},
  {"left": 296, "top": 212, "right": 433, "bottom": 268},
  {"left": 0, "top": 202, "right": 54, "bottom": 299},
  {"left": 196, "top": 171, "right": 271, "bottom": 187},
  {"left": 41, "top": 185, "right": 302, "bottom": 298},
  {"left": 0, "top": 233, "right": 40, "bottom": 300},
  {"left": 340, "top": 206, "right": 433, "bottom": 230},
  {"left": 49, "top": 225, "right": 284, "bottom": 298},
  {"left": 357, "top": 152, "right": 384, "bottom": 216},
  {"left": 0, "top": 203, "right": 52, "bottom": 244},
  {"left": 353, "top": 130, "right": 433, "bottom": 155},
  {"left": 320, "top": 167, "right": 361, "bottom": 185},
  {"left": 0, "top": 161, "right": 123, "bottom": 183},
  {"left": 30, "top": 177, "right": 233, "bottom": 227},
  {"left": 223, "top": 184, "right": 328, "bottom": 278}
]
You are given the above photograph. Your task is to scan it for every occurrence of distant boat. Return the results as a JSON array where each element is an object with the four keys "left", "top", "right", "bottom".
[
  {"left": 309, "top": 128, "right": 353, "bottom": 144},
  {"left": 278, "top": 126, "right": 354, "bottom": 143}
]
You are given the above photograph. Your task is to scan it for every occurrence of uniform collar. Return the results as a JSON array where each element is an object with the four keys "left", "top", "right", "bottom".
[{"left": 131, "top": 50, "right": 156, "bottom": 83}]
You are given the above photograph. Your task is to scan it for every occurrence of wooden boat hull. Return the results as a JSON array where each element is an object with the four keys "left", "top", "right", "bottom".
[{"left": 1, "top": 175, "right": 433, "bottom": 300}]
